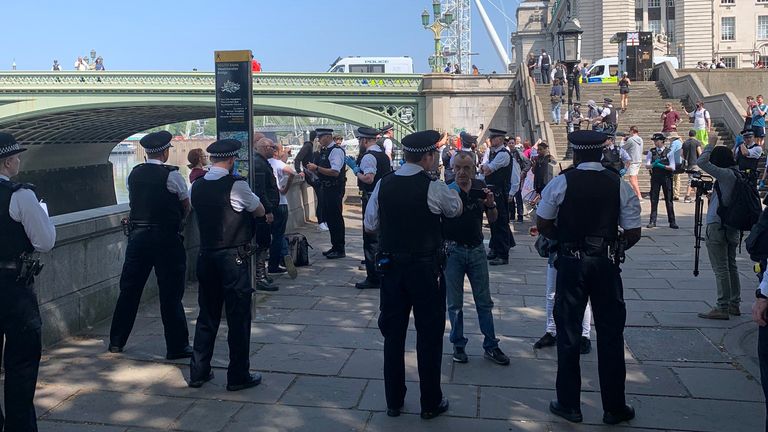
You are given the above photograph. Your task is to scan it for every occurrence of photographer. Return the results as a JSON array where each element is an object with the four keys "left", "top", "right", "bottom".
[{"left": 696, "top": 145, "right": 741, "bottom": 320}]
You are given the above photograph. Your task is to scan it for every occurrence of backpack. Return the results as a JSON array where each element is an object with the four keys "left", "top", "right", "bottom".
[
  {"left": 746, "top": 206, "right": 768, "bottom": 262},
  {"left": 714, "top": 168, "right": 762, "bottom": 231},
  {"left": 286, "top": 233, "right": 312, "bottom": 266}
]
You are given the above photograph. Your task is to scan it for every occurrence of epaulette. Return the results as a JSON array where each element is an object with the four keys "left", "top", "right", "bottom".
[
  {"left": 162, "top": 165, "right": 179, "bottom": 172},
  {"left": 0, "top": 179, "right": 34, "bottom": 192}
]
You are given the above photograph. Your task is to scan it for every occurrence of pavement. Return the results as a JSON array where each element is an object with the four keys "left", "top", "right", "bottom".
[{"left": 21, "top": 198, "right": 767, "bottom": 432}]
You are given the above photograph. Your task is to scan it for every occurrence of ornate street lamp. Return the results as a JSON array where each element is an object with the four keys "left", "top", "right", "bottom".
[
  {"left": 557, "top": 17, "right": 583, "bottom": 159},
  {"left": 422, "top": 1, "right": 454, "bottom": 73},
  {"left": 90, "top": 49, "right": 96, "bottom": 61}
]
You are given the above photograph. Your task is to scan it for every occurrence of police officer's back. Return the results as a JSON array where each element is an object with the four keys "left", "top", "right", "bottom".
[
  {"left": 0, "top": 132, "right": 56, "bottom": 431},
  {"left": 109, "top": 131, "right": 192, "bottom": 358},
  {"left": 364, "top": 130, "right": 462, "bottom": 419},
  {"left": 536, "top": 130, "right": 641, "bottom": 425}
]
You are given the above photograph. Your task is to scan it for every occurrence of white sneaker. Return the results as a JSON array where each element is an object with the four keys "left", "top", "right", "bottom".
[{"left": 318, "top": 222, "right": 329, "bottom": 231}]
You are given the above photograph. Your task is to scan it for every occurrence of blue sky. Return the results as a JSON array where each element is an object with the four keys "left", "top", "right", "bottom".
[{"left": 2, "top": 0, "right": 519, "bottom": 73}]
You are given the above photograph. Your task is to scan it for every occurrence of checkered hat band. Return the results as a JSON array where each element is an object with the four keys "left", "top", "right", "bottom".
[
  {"left": 209, "top": 150, "right": 239, "bottom": 158},
  {"left": 402, "top": 144, "right": 438, "bottom": 153},
  {"left": 0, "top": 143, "right": 21, "bottom": 155},
  {"left": 571, "top": 143, "right": 604, "bottom": 150},
  {"left": 145, "top": 143, "right": 172, "bottom": 153}
]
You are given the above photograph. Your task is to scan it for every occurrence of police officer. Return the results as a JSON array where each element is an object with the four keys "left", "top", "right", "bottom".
[
  {"left": 109, "top": 131, "right": 192, "bottom": 358},
  {"left": 378, "top": 124, "right": 399, "bottom": 166},
  {"left": 0, "top": 132, "right": 55, "bottom": 432},
  {"left": 735, "top": 130, "right": 762, "bottom": 186},
  {"left": 645, "top": 133, "right": 678, "bottom": 229},
  {"left": 188, "top": 139, "right": 266, "bottom": 391},
  {"left": 457, "top": 131, "right": 480, "bottom": 167},
  {"left": 601, "top": 133, "right": 631, "bottom": 175},
  {"left": 307, "top": 128, "right": 347, "bottom": 259},
  {"left": 252, "top": 137, "right": 280, "bottom": 291},
  {"left": 594, "top": 98, "right": 618, "bottom": 135},
  {"left": 536, "top": 130, "right": 641, "bottom": 425},
  {"left": 481, "top": 128, "right": 514, "bottom": 265},
  {"left": 346, "top": 127, "right": 392, "bottom": 289},
  {"left": 364, "top": 130, "right": 462, "bottom": 419}
]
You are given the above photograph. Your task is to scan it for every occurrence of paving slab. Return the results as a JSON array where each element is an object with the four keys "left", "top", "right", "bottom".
[
  {"left": 624, "top": 328, "right": 728, "bottom": 362},
  {"left": 364, "top": 412, "right": 546, "bottom": 432},
  {"left": 250, "top": 343, "right": 352, "bottom": 375},
  {"left": 673, "top": 367, "right": 764, "bottom": 401},
  {"left": 279, "top": 376, "right": 367, "bottom": 409},
  {"left": 221, "top": 404, "right": 370, "bottom": 432},
  {"left": 171, "top": 399, "right": 244, "bottom": 432},
  {"left": 358, "top": 380, "right": 479, "bottom": 417}
]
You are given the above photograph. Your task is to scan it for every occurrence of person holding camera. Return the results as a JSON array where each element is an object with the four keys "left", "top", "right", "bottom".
[
  {"left": 444, "top": 152, "right": 510, "bottom": 366},
  {"left": 696, "top": 145, "right": 743, "bottom": 320},
  {"left": 645, "top": 133, "right": 678, "bottom": 229}
]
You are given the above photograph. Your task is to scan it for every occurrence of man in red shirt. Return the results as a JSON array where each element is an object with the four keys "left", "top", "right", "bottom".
[{"left": 660, "top": 103, "right": 681, "bottom": 136}]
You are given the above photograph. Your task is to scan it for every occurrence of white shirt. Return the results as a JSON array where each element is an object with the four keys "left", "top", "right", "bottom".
[
  {"left": 381, "top": 139, "right": 394, "bottom": 161},
  {"left": 363, "top": 163, "right": 462, "bottom": 232},
  {"left": 127, "top": 158, "right": 189, "bottom": 201},
  {"left": 508, "top": 155, "right": 521, "bottom": 197},
  {"left": 536, "top": 162, "right": 641, "bottom": 230},
  {"left": 1, "top": 175, "right": 56, "bottom": 252},
  {"left": 482, "top": 146, "right": 511, "bottom": 173},
  {"left": 599, "top": 107, "right": 612, "bottom": 119},
  {"left": 735, "top": 142, "right": 763, "bottom": 160},
  {"left": 197, "top": 167, "right": 262, "bottom": 212},
  {"left": 645, "top": 147, "right": 676, "bottom": 170},
  {"left": 359, "top": 145, "right": 382, "bottom": 175},
  {"left": 268, "top": 158, "right": 290, "bottom": 205},
  {"left": 691, "top": 108, "right": 710, "bottom": 130},
  {"left": 326, "top": 143, "right": 345, "bottom": 172}
]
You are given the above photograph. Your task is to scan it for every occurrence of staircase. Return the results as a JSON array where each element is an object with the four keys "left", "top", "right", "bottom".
[{"left": 533, "top": 81, "right": 735, "bottom": 195}]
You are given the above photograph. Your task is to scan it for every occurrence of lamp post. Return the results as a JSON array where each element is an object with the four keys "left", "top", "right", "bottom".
[
  {"left": 422, "top": 0, "right": 454, "bottom": 73},
  {"left": 557, "top": 17, "right": 583, "bottom": 159},
  {"left": 90, "top": 49, "right": 96, "bottom": 62}
]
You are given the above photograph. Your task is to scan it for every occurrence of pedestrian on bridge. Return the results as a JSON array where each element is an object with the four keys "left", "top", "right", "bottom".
[
  {"left": 307, "top": 128, "right": 347, "bottom": 259},
  {"left": 0, "top": 132, "right": 56, "bottom": 432},
  {"left": 109, "top": 131, "right": 192, "bottom": 359}
]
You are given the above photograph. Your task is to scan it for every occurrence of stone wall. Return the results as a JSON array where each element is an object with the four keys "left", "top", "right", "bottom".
[
  {"left": 39, "top": 177, "right": 315, "bottom": 347},
  {"left": 675, "top": 69, "right": 766, "bottom": 108}
]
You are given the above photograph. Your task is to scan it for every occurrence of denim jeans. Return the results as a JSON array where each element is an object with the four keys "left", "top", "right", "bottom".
[
  {"left": 268, "top": 204, "right": 289, "bottom": 270},
  {"left": 545, "top": 263, "right": 591, "bottom": 337},
  {"left": 706, "top": 222, "right": 741, "bottom": 309},
  {"left": 551, "top": 103, "right": 562, "bottom": 123},
  {"left": 445, "top": 243, "right": 499, "bottom": 350}
]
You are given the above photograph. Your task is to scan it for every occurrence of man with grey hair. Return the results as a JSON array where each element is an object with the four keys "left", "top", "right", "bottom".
[{"left": 252, "top": 137, "right": 280, "bottom": 291}]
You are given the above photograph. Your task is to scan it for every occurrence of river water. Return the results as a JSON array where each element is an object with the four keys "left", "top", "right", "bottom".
[{"left": 110, "top": 153, "right": 194, "bottom": 204}]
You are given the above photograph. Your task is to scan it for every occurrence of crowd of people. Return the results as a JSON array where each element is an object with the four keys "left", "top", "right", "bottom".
[{"left": 55, "top": 55, "right": 106, "bottom": 71}]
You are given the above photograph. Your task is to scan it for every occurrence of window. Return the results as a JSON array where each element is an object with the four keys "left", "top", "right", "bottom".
[
  {"left": 649, "top": 19, "right": 662, "bottom": 34},
  {"left": 721, "top": 0, "right": 734, "bottom": 4},
  {"left": 609, "top": 65, "right": 619, "bottom": 76},
  {"left": 761, "top": 55, "right": 768, "bottom": 66},
  {"left": 370, "top": 64, "right": 385, "bottom": 73},
  {"left": 590, "top": 65, "right": 605, "bottom": 76},
  {"left": 759, "top": 16, "right": 768, "bottom": 39},
  {"left": 635, "top": 20, "right": 644, "bottom": 31},
  {"left": 331, "top": 65, "right": 345, "bottom": 73},
  {"left": 667, "top": 20, "right": 676, "bottom": 41},
  {"left": 635, "top": 0, "right": 642, "bottom": 8},
  {"left": 667, "top": 0, "right": 675, "bottom": 6},
  {"left": 647, "top": 0, "right": 660, "bottom": 7},
  {"left": 349, "top": 65, "right": 367, "bottom": 73},
  {"left": 721, "top": 17, "right": 735, "bottom": 40},
  {"left": 721, "top": 56, "right": 736, "bottom": 68}
]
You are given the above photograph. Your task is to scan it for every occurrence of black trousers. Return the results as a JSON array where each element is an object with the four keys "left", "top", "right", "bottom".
[
  {"left": 190, "top": 248, "right": 253, "bottom": 385},
  {"left": 0, "top": 273, "right": 42, "bottom": 432},
  {"left": 361, "top": 194, "right": 380, "bottom": 283},
  {"left": 489, "top": 192, "right": 514, "bottom": 258},
  {"left": 554, "top": 255, "right": 626, "bottom": 412},
  {"left": 322, "top": 184, "right": 345, "bottom": 250},
  {"left": 313, "top": 185, "right": 325, "bottom": 224},
  {"left": 759, "top": 325, "right": 768, "bottom": 432},
  {"left": 110, "top": 229, "right": 189, "bottom": 353},
  {"left": 378, "top": 261, "right": 446, "bottom": 411},
  {"left": 509, "top": 190, "right": 524, "bottom": 221},
  {"left": 649, "top": 173, "right": 676, "bottom": 224}
]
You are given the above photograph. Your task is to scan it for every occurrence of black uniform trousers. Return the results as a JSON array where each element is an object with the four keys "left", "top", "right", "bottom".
[
  {"left": 361, "top": 194, "right": 380, "bottom": 283},
  {"left": 759, "top": 325, "right": 768, "bottom": 432},
  {"left": 378, "top": 260, "right": 446, "bottom": 411},
  {"left": 489, "top": 191, "right": 515, "bottom": 258},
  {"left": 510, "top": 190, "right": 524, "bottom": 221},
  {"left": 190, "top": 248, "right": 253, "bottom": 385},
  {"left": 110, "top": 228, "right": 189, "bottom": 353},
  {"left": 0, "top": 272, "right": 41, "bottom": 432},
  {"left": 322, "top": 184, "right": 345, "bottom": 251},
  {"left": 554, "top": 254, "right": 627, "bottom": 412},
  {"left": 649, "top": 173, "right": 676, "bottom": 224}
]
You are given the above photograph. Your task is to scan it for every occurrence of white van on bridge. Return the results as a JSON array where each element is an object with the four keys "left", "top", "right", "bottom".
[{"left": 327, "top": 56, "right": 414, "bottom": 74}]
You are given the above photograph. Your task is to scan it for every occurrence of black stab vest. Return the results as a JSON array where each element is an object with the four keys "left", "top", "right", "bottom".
[
  {"left": 378, "top": 172, "right": 441, "bottom": 255},
  {"left": 0, "top": 180, "right": 34, "bottom": 260},
  {"left": 318, "top": 144, "right": 347, "bottom": 187},
  {"left": 737, "top": 144, "right": 760, "bottom": 173},
  {"left": 485, "top": 147, "right": 512, "bottom": 194},
  {"left": 557, "top": 168, "right": 621, "bottom": 243},
  {"left": 649, "top": 147, "right": 672, "bottom": 176},
  {"left": 602, "top": 146, "right": 623, "bottom": 172},
  {"left": 128, "top": 163, "right": 183, "bottom": 226},
  {"left": 358, "top": 149, "right": 392, "bottom": 193},
  {"left": 191, "top": 176, "right": 255, "bottom": 250}
]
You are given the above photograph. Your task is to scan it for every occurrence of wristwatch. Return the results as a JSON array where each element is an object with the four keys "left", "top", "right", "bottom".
[{"left": 756, "top": 288, "right": 768, "bottom": 300}]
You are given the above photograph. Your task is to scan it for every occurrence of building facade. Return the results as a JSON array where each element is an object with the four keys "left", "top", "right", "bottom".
[{"left": 511, "top": 0, "right": 767, "bottom": 69}]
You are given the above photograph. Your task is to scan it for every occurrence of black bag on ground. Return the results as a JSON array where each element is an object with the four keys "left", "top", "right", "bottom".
[
  {"left": 286, "top": 233, "right": 312, "bottom": 266},
  {"left": 746, "top": 206, "right": 768, "bottom": 262},
  {"left": 714, "top": 169, "right": 762, "bottom": 231}
]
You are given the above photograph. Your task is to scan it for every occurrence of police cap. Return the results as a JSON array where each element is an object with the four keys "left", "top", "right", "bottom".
[
  {"left": 603, "top": 97, "right": 613, "bottom": 104},
  {"left": 315, "top": 128, "right": 334, "bottom": 137},
  {"left": 401, "top": 130, "right": 441, "bottom": 153},
  {"left": 742, "top": 129, "right": 755, "bottom": 138},
  {"left": 206, "top": 139, "right": 242, "bottom": 158},
  {"left": 380, "top": 123, "right": 394, "bottom": 133},
  {"left": 0, "top": 132, "right": 26, "bottom": 159},
  {"left": 140, "top": 131, "right": 174, "bottom": 153},
  {"left": 459, "top": 131, "right": 478, "bottom": 145},
  {"left": 488, "top": 128, "right": 507, "bottom": 138},
  {"left": 569, "top": 130, "right": 609, "bottom": 151},
  {"left": 355, "top": 127, "right": 380, "bottom": 139},
  {"left": 651, "top": 132, "right": 666, "bottom": 141}
]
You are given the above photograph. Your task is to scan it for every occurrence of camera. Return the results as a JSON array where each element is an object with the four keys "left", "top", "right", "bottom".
[{"left": 686, "top": 170, "right": 713, "bottom": 194}]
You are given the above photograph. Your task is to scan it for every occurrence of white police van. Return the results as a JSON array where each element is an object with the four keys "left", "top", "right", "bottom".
[{"left": 327, "top": 56, "right": 414, "bottom": 74}]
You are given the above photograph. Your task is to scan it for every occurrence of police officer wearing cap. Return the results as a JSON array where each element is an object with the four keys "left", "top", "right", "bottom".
[
  {"left": 601, "top": 133, "right": 631, "bottom": 176},
  {"left": 109, "top": 131, "right": 192, "bottom": 358},
  {"left": 536, "top": 130, "right": 641, "bottom": 425},
  {"left": 457, "top": 131, "right": 480, "bottom": 167},
  {"left": 595, "top": 98, "right": 618, "bottom": 135},
  {"left": 307, "top": 128, "right": 347, "bottom": 259},
  {"left": 378, "top": 124, "right": 399, "bottom": 167},
  {"left": 734, "top": 129, "right": 762, "bottom": 186},
  {"left": 480, "top": 128, "right": 515, "bottom": 265},
  {"left": 645, "top": 132, "right": 678, "bottom": 229},
  {"left": 346, "top": 127, "right": 392, "bottom": 289},
  {"left": 188, "top": 139, "right": 266, "bottom": 391},
  {"left": 0, "top": 132, "right": 55, "bottom": 432},
  {"left": 364, "top": 130, "right": 462, "bottom": 419}
]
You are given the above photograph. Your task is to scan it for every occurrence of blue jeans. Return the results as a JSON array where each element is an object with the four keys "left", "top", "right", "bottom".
[
  {"left": 445, "top": 243, "right": 499, "bottom": 351},
  {"left": 551, "top": 103, "right": 562, "bottom": 123},
  {"left": 268, "top": 204, "right": 288, "bottom": 270}
]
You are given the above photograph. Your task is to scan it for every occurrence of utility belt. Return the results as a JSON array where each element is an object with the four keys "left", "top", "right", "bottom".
[
  {"left": 0, "top": 255, "right": 44, "bottom": 284},
  {"left": 375, "top": 247, "right": 446, "bottom": 273},
  {"left": 199, "top": 243, "right": 257, "bottom": 267},
  {"left": 445, "top": 240, "right": 483, "bottom": 250},
  {"left": 121, "top": 218, "right": 182, "bottom": 236},
  {"left": 558, "top": 235, "right": 625, "bottom": 265},
  {"left": 319, "top": 179, "right": 344, "bottom": 189}
]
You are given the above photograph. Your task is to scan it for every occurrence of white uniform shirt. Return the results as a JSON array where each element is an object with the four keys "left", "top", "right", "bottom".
[
  {"left": 127, "top": 158, "right": 189, "bottom": 201},
  {"left": 326, "top": 143, "right": 345, "bottom": 172},
  {"left": 381, "top": 139, "right": 394, "bottom": 161},
  {"left": 482, "top": 146, "right": 511, "bottom": 173},
  {"left": 359, "top": 145, "right": 382, "bottom": 175},
  {"left": 1, "top": 175, "right": 56, "bottom": 252},
  {"left": 734, "top": 142, "right": 763, "bottom": 160},
  {"left": 197, "top": 167, "right": 262, "bottom": 212},
  {"left": 645, "top": 147, "right": 676, "bottom": 170},
  {"left": 508, "top": 155, "right": 522, "bottom": 197},
  {"left": 536, "top": 162, "right": 641, "bottom": 230},
  {"left": 363, "top": 163, "right": 462, "bottom": 232},
  {"left": 268, "top": 158, "right": 291, "bottom": 205}
]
